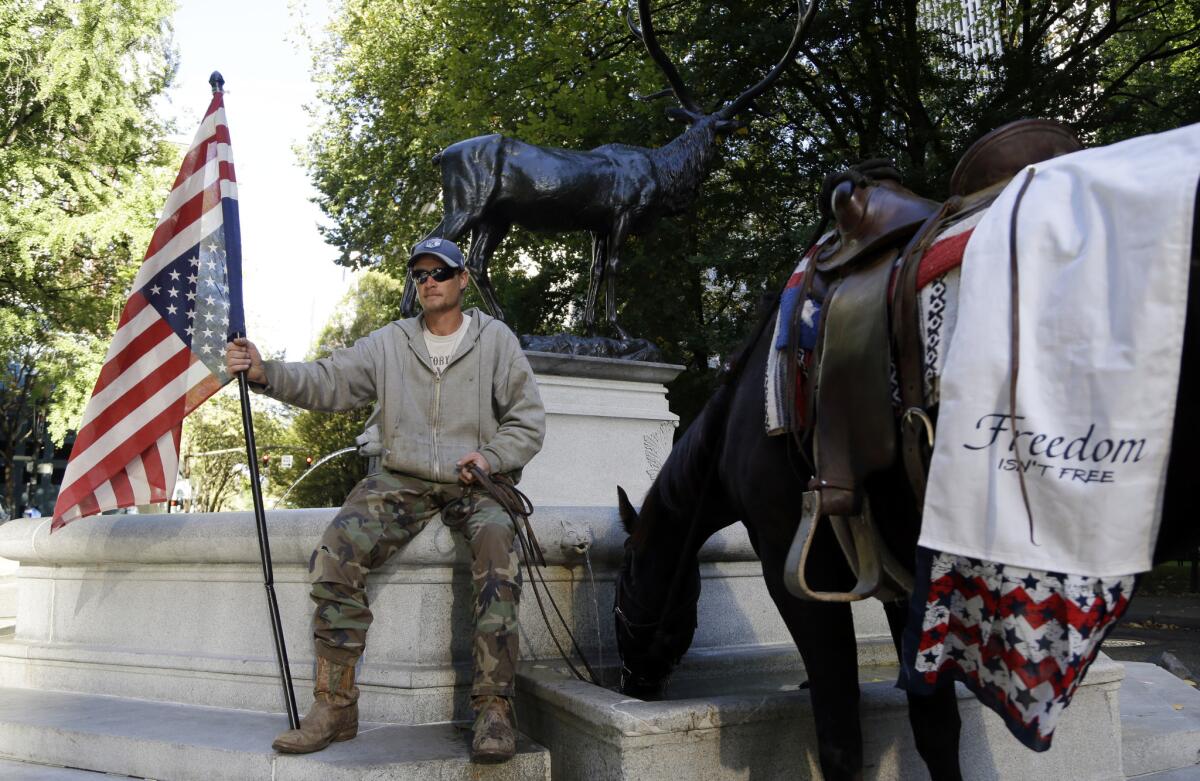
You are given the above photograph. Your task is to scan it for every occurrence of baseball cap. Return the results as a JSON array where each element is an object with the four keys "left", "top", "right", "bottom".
[{"left": 408, "top": 237, "right": 465, "bottom": 269}]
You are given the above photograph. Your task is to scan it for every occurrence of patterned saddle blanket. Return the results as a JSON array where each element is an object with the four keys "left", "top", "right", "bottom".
[{"left": 765, "top": 208, "right": 982, "bottom": 436}]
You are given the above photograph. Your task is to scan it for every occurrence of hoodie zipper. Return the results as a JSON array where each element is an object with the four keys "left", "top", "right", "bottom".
[{"left": 431, "top": 371, "right": 443, "bottom": 482}]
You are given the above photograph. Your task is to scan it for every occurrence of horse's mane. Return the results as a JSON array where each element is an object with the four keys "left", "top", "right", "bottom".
[{"left": 631, "top": 292, "right": 781, "bottom": 549}]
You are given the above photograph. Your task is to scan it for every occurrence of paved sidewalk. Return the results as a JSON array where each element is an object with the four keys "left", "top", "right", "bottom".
[{"left": 1107, "top": 593, "right": 1200, "bottom": 679}]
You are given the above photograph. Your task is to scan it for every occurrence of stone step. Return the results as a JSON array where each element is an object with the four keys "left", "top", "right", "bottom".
[
  {"left": 0, "top": 687, "right": 550, "bottom": 781},
  {"left": 1128, "top": 768, "right": 1200, "bottom": 780},
  {"left": 0, "top": 757, "right": 140, "bottom": 779},
  {"left": 1121, "top": 661, "right": 1200, "bottom": 779},
  {"left": 520, "top": 651, "right": 1130, "bottom": 780}
]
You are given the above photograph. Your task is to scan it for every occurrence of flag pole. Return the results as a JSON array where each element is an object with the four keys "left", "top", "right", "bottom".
[
  {"left": 237, "top": 364, "right": 300, "bottom": 729},
  {"left": 213, "top": 71, "right": 300, "bottom": 731}
]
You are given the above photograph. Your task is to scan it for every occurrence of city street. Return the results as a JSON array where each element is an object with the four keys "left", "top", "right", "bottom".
[{"left": 1107, "top": 593, "right": 1200, "bottom": 683}]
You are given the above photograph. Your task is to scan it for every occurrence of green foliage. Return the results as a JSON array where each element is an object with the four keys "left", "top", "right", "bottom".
[
  {"left": 0, "top": 0, "right": 179, "bottom": 509},
  {"left": 279, "top": 271, "right": 407, "bottom": 508},
  {"left": 305, "top": 0, "right": 1200, "bottom": 427},
  {"left": 181, "top": 387, "right": 294, "bottom": 513},
  {"left": 282, "top": 402, "right": 367, "bottom": 509}
]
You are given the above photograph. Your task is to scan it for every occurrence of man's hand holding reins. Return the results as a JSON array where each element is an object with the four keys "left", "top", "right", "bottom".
[{"left": 456, "top": 452, "right": 491, "bottom": 485}]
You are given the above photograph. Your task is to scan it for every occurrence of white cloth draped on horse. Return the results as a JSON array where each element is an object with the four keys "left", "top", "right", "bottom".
[
  {"left": 921, "top": 122, "right": 1200, "bottom": 576},
  {"left": 904, "top": 121, "right": 1200, "bottom": 751}
]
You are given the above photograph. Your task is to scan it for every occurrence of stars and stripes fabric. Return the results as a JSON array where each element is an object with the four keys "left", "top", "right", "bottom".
[
  {"left": 765, "top": 240, "right": 825, "bottom": 435},
  {"left": 900, "top": 547, "right": 1134, "bottom": 750},
  {"left": 51, "top": 90, "right": 244, "bottom": 530},
  {"left": 765, "top": 211, "right": 984, "bottom": 436}
]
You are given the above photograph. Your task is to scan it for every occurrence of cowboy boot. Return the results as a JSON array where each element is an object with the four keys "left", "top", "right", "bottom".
[
  {"left": 272, "top": 656, "right": 359, "bottom": 754},
  {"left": 470, "top": 695, "right": 516, "bottom": 762}
]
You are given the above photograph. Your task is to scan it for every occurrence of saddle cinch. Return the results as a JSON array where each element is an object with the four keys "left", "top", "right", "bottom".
[{"left": 783, "top": 119, "right": 1084, "bottom": 603}]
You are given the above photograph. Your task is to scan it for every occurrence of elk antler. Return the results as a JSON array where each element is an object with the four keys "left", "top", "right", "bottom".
[
  {"left": 627, "top": 0, "right": 704, "bottom": 115},
  {"left": 718, "top": 0, "right": 819, "bottom": 120},
  {"left": 632, "top": 87, "right": 676, "bottom": 101}
]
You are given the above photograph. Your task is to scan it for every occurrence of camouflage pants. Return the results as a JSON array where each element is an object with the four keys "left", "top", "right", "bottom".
[{"left": 308, "top": 471, "right": 520, "bottom": 697}]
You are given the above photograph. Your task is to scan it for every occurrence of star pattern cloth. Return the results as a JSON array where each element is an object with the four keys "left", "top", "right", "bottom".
[
  {"left": 900, "top": 547, "right": 1134, "bottom": 750},
  {"left": 141, "top": 238, "right": 232, "bottom": 382}
]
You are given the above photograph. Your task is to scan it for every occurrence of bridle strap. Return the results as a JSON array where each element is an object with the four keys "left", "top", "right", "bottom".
[{"left": 645, "top": 456, "right": 715, "bottom": 658}]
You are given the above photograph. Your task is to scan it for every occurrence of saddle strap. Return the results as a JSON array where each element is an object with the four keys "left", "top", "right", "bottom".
[
  {"left": 891, "top": 197, "right": 964, "bottom": 507},
  {"left": 891, "top": 182, "right": 1010, "bottom": 506},
  {"left": 811, "top": 248, "right": 899, "bottom": 516}
]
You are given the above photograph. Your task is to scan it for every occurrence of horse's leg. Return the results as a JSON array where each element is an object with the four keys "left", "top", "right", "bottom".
[
  {"left": 882, "top": 599, "right": 963, "bottom": 781},
  {"left": 758, "top": 553, "right": 864, "bottom": 781}
]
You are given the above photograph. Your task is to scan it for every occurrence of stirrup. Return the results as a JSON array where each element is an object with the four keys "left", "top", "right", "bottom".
[{"left": 783, "top": 491, "right": 913, "bottom": 602}]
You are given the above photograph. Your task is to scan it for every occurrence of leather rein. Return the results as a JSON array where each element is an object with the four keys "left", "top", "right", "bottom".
[{"left": 467, "top": 465, "right": 601, "bottom": 684}]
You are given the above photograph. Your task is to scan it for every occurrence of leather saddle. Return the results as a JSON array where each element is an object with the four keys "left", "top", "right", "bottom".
[
  {"left": 950, "top": 118, "right": 1082, "bottom": 197},
  {"left": 784, "top": 177, "right": 936, "bottom": 602},
  {"left": 784, "top": 119, "right": 1084, "bottom": 604},
  {"left": 815, "top": 179, "right": 939, "bottom": 273}
]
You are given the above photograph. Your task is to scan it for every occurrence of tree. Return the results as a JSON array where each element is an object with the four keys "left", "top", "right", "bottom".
[
  {"left": 279, "top": 271, "right": 407, "bottom": 508},
  {"left": 305, "top": 0, "right": 1200, "bottom": 427},
  {"left": 181, "top": 387, "right": 295, "bottom": 513},
  {"left": 0, "top": 0, "right": 179, "bottom": 509}
]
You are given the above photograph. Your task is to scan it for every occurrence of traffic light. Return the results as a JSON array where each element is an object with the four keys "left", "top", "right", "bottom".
[
  {"left": 305, "top": 455, "right": 313, "bottom": 466},
  {"left": 262, "top": 455, "right": 270, "bottom": 466}
]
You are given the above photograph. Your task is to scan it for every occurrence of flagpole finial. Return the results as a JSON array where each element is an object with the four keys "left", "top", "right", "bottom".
[{"left": 209, "top": 71, "right": 225, "bottom": 93}]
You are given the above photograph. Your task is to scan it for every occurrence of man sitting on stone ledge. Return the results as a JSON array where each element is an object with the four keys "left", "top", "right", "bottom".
[{"left": 224, "top": 236, "right": 545, "bottom": 763}]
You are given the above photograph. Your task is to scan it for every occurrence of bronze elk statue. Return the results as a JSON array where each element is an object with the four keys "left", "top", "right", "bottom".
[{"left": 402, "top": 0, "right": 819, "bottom": 340}]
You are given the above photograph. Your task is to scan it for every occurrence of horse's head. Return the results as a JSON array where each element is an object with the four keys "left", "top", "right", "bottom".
[{"left": 614, "top": 485, "right": 700, "bottom": 700}]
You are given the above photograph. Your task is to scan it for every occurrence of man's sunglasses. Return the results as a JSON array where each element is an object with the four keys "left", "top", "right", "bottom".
[{"left": 412, "top": 267, "right": 460, "bottom": 284}]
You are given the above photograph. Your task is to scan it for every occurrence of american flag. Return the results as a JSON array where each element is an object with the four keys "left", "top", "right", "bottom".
[{"left": 51, "top": 88, "right": 245, "bottom": 530}]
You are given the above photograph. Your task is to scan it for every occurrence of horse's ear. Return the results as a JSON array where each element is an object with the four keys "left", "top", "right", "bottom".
[{"left": 617, "top": 486, "right": 639, "bottom": 535}]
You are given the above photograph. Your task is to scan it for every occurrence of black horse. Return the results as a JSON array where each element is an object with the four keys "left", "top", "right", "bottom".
[{"left": 614, "top": 175, "right": 1200, "bottom": 779}]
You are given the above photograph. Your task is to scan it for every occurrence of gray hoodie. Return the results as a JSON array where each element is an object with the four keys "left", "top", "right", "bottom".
[{"left": 260, "top": 309, "right": 544, "bottom": 483}]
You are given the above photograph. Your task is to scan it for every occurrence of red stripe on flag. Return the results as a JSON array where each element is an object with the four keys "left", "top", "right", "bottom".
[
  {"left": 142, "top": 439, "right": 166, "bottom": 492},
  {"left": 54, "top": 392, "right": 189, "bottom": 515},
  {"left": 91, "top": 316, "right": 176, "bottom": 398},
  {"left": 72, "top": 346, "right": 191, "bottom": 460},
  {"left": 110, "top": 469, "right": 134, "bottom": 507},
  {"left": 77, "top": 494, "right": 100, "bottom": 520},
  {"left": 144, "top": 177, "right": 229, "bottom": 261},
  {"left": 169, "top": 123, "right": 232, "bottom": 190},
  {"left": 114, "top": 292, "right": 150, "bottom": 332},
  {"left": 203, "top": 94, "right": 223, "bottom": 120}
]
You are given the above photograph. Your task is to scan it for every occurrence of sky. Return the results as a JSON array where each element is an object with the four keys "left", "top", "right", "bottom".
[{"left": 163, "top": 0, "right": 355, "bottom": 361}]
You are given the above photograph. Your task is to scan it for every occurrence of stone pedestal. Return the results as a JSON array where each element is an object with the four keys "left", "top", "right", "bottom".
[
  {"left": 521, "top": 351, "right": 683, "bottom": 506},
  {"left": 0, "top": 507, "right": 820, "bottom": 725}
]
